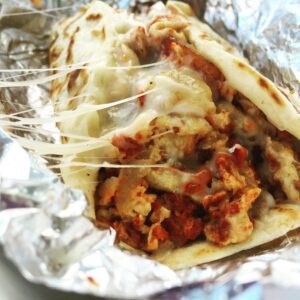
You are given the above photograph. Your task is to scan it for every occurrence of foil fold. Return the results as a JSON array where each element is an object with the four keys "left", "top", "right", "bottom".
[
  {"left": 204, "top": 0, "right": 300, "bottom": 94},
  {"left": 0, "top": 0, "right": 300, "bottom": 299}
]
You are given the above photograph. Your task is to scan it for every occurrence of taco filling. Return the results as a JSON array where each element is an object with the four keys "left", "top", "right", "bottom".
[
  {"left": 95, "top": 67, "right": 300, "bottom": 251},
  {"left": 49, "top": 1, "right": 300, "bottom": 267}
]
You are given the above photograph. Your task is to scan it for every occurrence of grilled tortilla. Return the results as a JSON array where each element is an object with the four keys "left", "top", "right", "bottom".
[{"left": 49, "top": 1, "right": 300, "bottom": 269}]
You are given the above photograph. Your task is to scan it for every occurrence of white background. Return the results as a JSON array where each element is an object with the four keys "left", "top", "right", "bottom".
[{"left": 0, "top": 248, "right": 99, "bottom": 300}]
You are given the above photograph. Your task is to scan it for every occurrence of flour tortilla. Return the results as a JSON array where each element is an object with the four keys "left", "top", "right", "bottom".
[
  {"left": 50, "top": 1, "right": 300, "bottom": 268},
  {"left": 153, "top": 204, "right": 300, "bottom": 269}
]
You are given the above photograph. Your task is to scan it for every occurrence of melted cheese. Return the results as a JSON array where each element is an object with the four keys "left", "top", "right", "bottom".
[{"left": 50, "top": 0, "right": 300, "bottom": 218}]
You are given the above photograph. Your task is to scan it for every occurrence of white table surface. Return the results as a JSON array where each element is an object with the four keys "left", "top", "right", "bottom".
[{"left": 0, "top": 248, "right": 100, "bottom": 300}]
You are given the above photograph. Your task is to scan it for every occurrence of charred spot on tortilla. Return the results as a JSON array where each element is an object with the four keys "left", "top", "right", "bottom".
[
  {"left": 49, "top": 0, "right": 300, "bottom": 269},
  {"left": 237, "top": 61, "right": 246, "bottom": 69},
  {"left": 271, "top": 92, "right": 283, "bottom": 106},
  {"left": 86, "top": 13, "right": 102, "bottom": 21},
  {"left": 49, "top": 46, "right": 61, "bottom": 63},
  {"left": 258, "top": 78, "right": 284, "bottom": 106},
  {"left": 67, "top": 69, "right": 81, "bottom": 92},
  {"left": 67, "top": 69, "right": 88, "bottom": 96},
  {"left": 234, "top": 59, "right": 256, "bottom": 76},
  {"left": 66, "top": 26, "right": 80, "bottom": 64}
]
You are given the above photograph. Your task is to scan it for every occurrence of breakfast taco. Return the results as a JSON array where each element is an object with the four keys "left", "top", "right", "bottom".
[{"left": 49, "top": 1, "right": 300, "bottom": 269}]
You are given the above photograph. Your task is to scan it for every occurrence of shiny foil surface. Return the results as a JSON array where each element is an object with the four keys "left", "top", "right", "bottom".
[
  {"left": 204, "top": 0, "right": 300, "bottom": 95},
  {"left": 0, "top": 0, "right": 300, "bottom": 299}
]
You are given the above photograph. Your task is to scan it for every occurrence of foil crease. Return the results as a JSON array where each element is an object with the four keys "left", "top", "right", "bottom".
[
  {"left": 204, "top": 0, "right": 300, "bottom": 95},
  {"left": 0, "top": 0, "right": 300, "bottom": 299}
]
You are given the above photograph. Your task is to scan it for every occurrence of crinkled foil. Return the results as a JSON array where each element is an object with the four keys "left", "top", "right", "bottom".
[
  {"left": 204, "top": 0, "right": 300, "bottom": 94},
  {"left": 0, "top": 0, "right": 300, "bottom": 299}
]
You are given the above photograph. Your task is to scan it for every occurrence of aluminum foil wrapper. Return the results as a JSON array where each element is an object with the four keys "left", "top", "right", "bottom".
[
  {"left": 204, "top": 0, "right": 300, "bottom": 95},
  {"left": 0, "top": 0, "right": 300, "bottom": 299}
]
